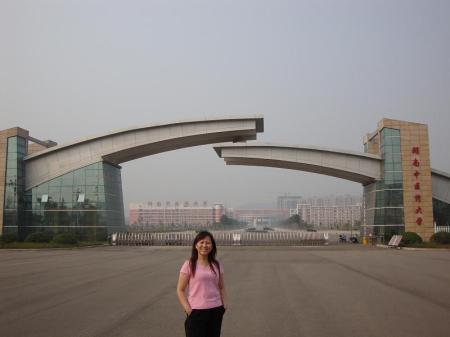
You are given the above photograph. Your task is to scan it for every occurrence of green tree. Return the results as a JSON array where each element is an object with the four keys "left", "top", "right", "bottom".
[
  {"left": 430, "top": 231, "right": 450, "bottom": 244},
  {"left": 278, "top": 214, "right": 307, "bottom": 229},
  {"left": 401, "top": 232, "right": 423, "bottom": 246},
  {"left": 220, "top": 215, "right": 240, "bottom": 226},
  {"left": 210, "top": 214, "right": 245, "bottom": 230}
]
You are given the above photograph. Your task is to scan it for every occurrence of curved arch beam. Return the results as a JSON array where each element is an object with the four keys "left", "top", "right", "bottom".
[
  {"left": 214, "top": 143, "right": 382, "bottom": 185},
  {"left": 25, "top": 115, "right": 263, "bottom": 189}
]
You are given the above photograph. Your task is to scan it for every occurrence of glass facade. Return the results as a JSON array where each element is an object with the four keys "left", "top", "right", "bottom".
[
  {"left": 2, "top": 136, "right": 27, "bottom": 236},
  {"left": 23, "top": 162, "right": 125, "bottom": 240},
  {"left": 364, "top": 128, "right": 405, "bottom": 241},
  {"left": 433, "top": 198, "right": 450, "bottom": 227}
]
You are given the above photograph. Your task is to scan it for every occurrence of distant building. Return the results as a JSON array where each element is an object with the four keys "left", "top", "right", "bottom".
[
  {"left": 214, "top": 203, "right": 225, "bottom": 223},
  {"left": 277, "top": 195, "right": 361, "bottom": 209},
  {"left": 277, "top": 195, "right": 303, "bottom": 209},
  {"left": 129, "top": 201, "right": 224, "bottom": 229},
  {"left": 293, "top": 197, "right": 362, "bottom": 229}
]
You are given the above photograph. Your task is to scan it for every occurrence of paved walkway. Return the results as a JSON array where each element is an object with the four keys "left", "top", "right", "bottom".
[{"left": 1, "top": 245, "right": 449, "bottom": 337}]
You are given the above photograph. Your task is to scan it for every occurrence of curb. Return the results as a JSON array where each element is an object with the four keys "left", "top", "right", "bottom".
[
  {"left": 375, "top": 244, "right": 450, "bottom": 251},
  {"left": 0, "top": 244, "right": 109, "bottom": 251},
  {"left": 399, "top": 246, "right": 450, "bottom": 251},
  {"left": 376, "top": 244, "right": 401, "bottom": 249}
]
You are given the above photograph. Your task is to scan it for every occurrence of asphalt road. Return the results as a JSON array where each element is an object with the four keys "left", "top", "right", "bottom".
[{"left": 1, "top": 245, "right": 449, "bottom": 337}]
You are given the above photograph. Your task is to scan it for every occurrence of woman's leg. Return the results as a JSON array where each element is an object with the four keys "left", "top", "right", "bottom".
[
  {"left": 185, "top": 309, "right": 208, "bottom": 337},
  {"left": 207, "top": 306, "right": 225, "bottom": 337}
]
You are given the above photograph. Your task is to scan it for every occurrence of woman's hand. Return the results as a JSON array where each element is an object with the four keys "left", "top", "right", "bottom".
[{"left": 177, "top": 272, "right": 192, "bottom": 317}]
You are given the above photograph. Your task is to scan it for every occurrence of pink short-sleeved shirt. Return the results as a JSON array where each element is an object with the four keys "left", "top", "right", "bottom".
[{"left": 180, "top": 260, "right": 224, "bottom": 309}]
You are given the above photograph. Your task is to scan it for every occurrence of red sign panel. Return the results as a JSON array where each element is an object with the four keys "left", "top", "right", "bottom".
[{"left": 412, "top": 146, "right": 422, "bottom": 226}]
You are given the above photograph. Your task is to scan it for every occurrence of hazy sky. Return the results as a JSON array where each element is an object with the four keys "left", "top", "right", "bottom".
[{"left": 1, "top": 0, "right": 449, "bottom": 209}]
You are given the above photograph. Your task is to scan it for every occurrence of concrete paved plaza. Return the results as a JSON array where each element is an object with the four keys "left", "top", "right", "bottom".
[{"left": 1, "top": 245, "right": 449, "bottom": 337}]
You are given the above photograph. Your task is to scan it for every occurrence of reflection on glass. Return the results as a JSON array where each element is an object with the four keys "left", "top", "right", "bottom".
[{"left": 23, "top": 161, "right": 125, "bottom": 240}]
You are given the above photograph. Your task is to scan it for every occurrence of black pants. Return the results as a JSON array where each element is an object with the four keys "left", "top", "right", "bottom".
[{"left": 185, "top": 305, "right": 225, "bottom": 337}]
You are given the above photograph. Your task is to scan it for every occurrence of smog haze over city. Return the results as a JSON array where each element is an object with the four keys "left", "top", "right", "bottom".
[{"left": 1, "top": 0, "right": 450, "bottom": 210}]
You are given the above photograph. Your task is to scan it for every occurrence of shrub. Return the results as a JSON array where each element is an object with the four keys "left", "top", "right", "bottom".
[
  {"left": 430, "top": 231, "right": 450, "bottom": 244},
  {"left": 53, "top": 232, "right": 78, "bottom": 245},
  {"left": 401, "top": 232, "right": 423, "bottom": 245},
  {"left": 0, "top": 233, "right": 18, "bottom": 243},
  {"left": 25, "top": 232, "right": 52, "bottom": 243}
]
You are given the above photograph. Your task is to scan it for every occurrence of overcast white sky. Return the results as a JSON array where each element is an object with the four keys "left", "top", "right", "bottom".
[{"left": 1, "top": 0, "right": 449, "bottom": 209}]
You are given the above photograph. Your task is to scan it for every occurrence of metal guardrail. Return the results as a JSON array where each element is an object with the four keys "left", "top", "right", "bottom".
[{"left": 111, "top": 231, "right": 328, "bottom": 246}]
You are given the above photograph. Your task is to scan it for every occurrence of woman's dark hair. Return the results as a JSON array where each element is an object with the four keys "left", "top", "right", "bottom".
[{"left": 189, "top": 231, "right": 220, "bottom": 277}]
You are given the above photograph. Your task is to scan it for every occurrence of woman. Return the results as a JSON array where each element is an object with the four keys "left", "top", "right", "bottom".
[{"left": 177, "top": 231, "right": 227, "bottom": 337}]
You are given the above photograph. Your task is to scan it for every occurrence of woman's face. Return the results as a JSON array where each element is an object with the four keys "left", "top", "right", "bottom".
[{"left": 195, "top": 236, "right": 213, "bottom": 257}]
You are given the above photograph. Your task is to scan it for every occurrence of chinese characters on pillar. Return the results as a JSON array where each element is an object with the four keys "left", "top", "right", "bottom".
[{"left": 412, "top": 146, "right": 422, "bottom": 226}]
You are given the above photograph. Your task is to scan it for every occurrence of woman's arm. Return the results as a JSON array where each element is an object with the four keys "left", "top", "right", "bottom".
[
  {"left": 177, "top": 272, "right": 192, "bottom": 315},
  {"left": 219, "top": 273, "right": 228, "bottom": 310}
]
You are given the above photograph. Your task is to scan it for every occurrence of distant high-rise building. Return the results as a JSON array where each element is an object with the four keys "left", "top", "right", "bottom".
[
  {"left": 277, "top": 195, "right": 303, "bottom": 209},
  {"left": 213, "top": 203, "right": 225, "bottom": 223}
]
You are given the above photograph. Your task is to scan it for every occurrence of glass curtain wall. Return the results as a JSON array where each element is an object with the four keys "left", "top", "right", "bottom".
[
  {"left": 3, "top": 136, "right": 27, "bottom": 236},
  {"left": 24, "top": 162, "right": 125, "bottom": 240},
  {"left": 364, "top": 128, "right": 405, "bottom": 241},
  {"left": 433, "top": 198, "right": 450, "bottom": 227}
]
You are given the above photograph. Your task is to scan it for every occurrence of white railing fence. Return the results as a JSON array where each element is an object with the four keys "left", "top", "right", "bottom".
[
  {"left": 435, "top": 226, "right": 450, "bottom": 233},
  {"left": 110, "top": 231, "right": 328, "bottom": 246}
]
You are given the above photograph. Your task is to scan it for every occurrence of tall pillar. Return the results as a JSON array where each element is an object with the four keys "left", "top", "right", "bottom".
[
  {"left": 364, "top": 119, "right": 433, "bottom": 241},
  {"left": 0, "top": 127, "right": 29, "bottom": 237}
]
